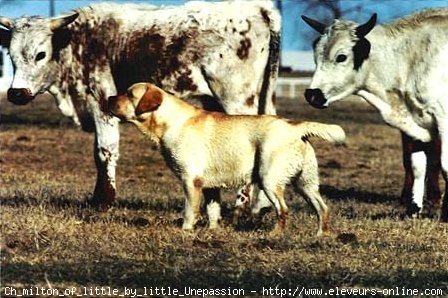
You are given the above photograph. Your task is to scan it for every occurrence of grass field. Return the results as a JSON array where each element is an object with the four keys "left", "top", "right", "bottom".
[{"left": 1, "top": 90, "right": 447, "bottom": 297}]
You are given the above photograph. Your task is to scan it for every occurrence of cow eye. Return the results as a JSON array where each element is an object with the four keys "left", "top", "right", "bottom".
[
  {"left": 35, "top": 51, "right": 46, "bottom": 62},
  {"left": 336, "top": 54, "right": 347, "bottom": 63}
]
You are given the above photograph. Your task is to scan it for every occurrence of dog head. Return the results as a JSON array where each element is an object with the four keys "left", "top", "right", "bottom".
[{"left": 108, "top": 83, "right": 163, "bottom": 120}]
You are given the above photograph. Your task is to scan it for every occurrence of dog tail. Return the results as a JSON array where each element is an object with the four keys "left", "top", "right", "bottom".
[{"left": 298, "top": 122, "right": 346, "bottom": 144}]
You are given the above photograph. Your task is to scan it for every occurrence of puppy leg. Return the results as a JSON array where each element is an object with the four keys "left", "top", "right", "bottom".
[
  {"left": 294, "top": 171, "right": 329, "bottom": 236},
  {"left": 294, "top": 147, "right": 329, "bottom": 236},
  {"left": 203, "top": 188, "right": 222, "bottom": 229},
  {"left": 263, "top": 185, "right": 288, "bottom": 235},
  {"left": 298, "top": 184, "right": 329, "bottom": 237},
  {"left": 182, "top": 179, "right": 203, "bottom": 230},
  {"left": 252, "top": 187, "right": 275, "bottom": 216}
]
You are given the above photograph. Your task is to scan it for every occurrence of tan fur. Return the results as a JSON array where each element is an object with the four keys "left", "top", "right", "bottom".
[{"left": 109, "top": 83, "right": 346, "bottom": 235}]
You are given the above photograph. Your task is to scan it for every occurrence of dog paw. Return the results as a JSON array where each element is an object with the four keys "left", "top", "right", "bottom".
[{"left": 269, "top": 223, "right": 285, "bottom": 237}]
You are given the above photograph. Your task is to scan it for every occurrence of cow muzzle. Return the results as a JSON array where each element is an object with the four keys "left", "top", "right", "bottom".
[
  {"left": 108, "top": 95, "right": 119, "bottom": 116},
  {"left": 7, "top": 88, "right": 35, "bottom": 105},
  {"left": 304, "top": 88, "right": 327, "bottom": 109}
]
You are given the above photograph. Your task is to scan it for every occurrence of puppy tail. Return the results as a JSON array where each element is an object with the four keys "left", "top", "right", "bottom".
[{"left": 298, "top": 122, "right": 346, "bottom": 144}]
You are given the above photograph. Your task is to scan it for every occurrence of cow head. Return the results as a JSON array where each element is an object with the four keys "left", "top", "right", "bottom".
[
  {"left": 0, "top": 13, "right": 78, "bottom": 105},
  {"left": 301, "top": 14, "right": 377, "bottom": 109}
]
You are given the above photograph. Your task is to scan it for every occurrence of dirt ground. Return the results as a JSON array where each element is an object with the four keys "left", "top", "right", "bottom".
[{"left": 1, "top": 90, "right": 447, "bottom": 297}]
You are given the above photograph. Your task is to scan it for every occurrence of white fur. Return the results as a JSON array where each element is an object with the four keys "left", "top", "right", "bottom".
[
  {"left": 307, "top": 8, "right": 448, "bottom": 220},
  {"left": 411, "top": 151, "right": 426, "bottom": 209}
]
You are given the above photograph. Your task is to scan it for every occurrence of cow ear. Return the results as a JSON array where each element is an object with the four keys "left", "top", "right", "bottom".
[
  {"left": 301, "top": 15, "right": 326, "bottom": 34},
  {"left": 135, "top": 85, "right": 163, "bottom": 116},
  {"left": 353, "top": 38, "right": 371, "bottom": 70},
  {"left": 52, "top": 28, "right": 71, "bottom": 60},
  {"left": 0, "top": 28, "right": 11, "bottom": 48},
  {"left": 50, "top": 13, "right": 79, "bottom": 31},
  {"left": 356, "top": 13, "right": 377, "bottom": 38}
]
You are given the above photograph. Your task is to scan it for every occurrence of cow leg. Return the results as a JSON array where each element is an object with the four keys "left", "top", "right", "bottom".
[
  {"left": 203, "top": 188, "right": 221, "bottom": 229},
  {"left": 90, "top": 117, "right": 120, "bottom": 210},
  {"left": 442, "top": 184, "right": 448, "bottom": 222},
  {"left": 401, "top": 133, "right": 427, "bottom": 217},
  {"left": 424, "top": 136, "right": 441, "bottom": 217},
  {"left": 400, "top": 133, "right": 414, "bottom": 205},
  {"left": 406, "top": 151, "right": 427, "bottom": 217},
  {"left": 438, "top": 123, "right": 448, "bottom": 222}
]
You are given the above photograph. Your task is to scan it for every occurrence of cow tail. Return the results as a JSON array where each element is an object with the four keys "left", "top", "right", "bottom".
[
  {"left": 257, "top": 4, "right": 281, "bottom": 116},
  {"left": 299, "top": 122, "right": 346, "bottom": 144}
]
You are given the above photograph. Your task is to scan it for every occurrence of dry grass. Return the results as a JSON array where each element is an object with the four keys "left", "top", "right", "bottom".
[{"left": 1, "top": 91, "right": 447, "bottom": 296}]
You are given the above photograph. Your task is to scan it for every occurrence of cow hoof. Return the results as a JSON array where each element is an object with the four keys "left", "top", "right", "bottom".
[
  {"left": 405, "top": 202, "right": 422, "bottom": 219},
  {"left": 87, "top": 197, "right": 113, "bottom": 211},
  {"left": 208, "top": 222, "right": 220, "bottom": 230},
  {"left": 422, "top": 206, "right": 439, "bottom": 219}
]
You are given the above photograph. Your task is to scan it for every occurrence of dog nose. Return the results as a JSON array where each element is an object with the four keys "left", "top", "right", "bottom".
[
  {"left": 304, "top": 88, "right": 327, "bottom": 109},
  {"left": 7, "top": 88, "right": 34, "bottom": 105}
]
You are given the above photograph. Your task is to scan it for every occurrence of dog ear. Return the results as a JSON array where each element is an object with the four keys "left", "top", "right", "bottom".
[{"left": 135, "top": 84, "right": 163, "bottom": 116}]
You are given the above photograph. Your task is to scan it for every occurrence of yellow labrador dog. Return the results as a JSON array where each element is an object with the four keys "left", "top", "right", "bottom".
[{"left": 108, "top": 83, "right": 345, "bottom": 235}]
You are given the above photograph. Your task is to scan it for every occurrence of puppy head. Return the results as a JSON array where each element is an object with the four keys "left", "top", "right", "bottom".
[{"left": 108, "top": 83, "right": 163, "bottom": 120}]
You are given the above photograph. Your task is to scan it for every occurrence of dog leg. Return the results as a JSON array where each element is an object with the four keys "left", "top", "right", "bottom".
[
  {"left": 293, "top": 145, "right": 330, "bottom": 236},
  {"left": 182, "top": 178, "right": 203, "bottom": 230},
  {"left": 263, "top": 185, "right": 288, "bottom": 235},
  {"left": 299, "top": 184, "right": 329, "bottom": 237},
  {"left": 251, "top": 187, "right": 275, "bottom": 216},
  {"left": 203, "top": 188, "right": 222, "bottom": 229}
]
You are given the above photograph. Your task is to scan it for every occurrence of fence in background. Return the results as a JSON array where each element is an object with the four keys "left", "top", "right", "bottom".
[{"left": 275, "top": 77, "right": 311, "bottom": 99}]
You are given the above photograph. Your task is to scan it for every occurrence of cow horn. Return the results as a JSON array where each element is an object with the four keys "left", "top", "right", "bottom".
[
  {"left": 356, "top": 13, "right": 377, "bottom": 38},
  {"left": 301, "top": 15, "right": 326, "bottom": 34},
  {"left": 50, "top": 12, "right": 79, "bottom": 31},
  {"left": 0, "top": 17, "right": 14, "bottom": 30}
]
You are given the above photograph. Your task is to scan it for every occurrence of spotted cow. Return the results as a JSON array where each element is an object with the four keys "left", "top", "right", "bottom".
[
  {"left": 302, "top": 9, "right": 448, "bottom": 221},
  {"left": 0, "top": 1, "right": 281, "bottom": 209}
]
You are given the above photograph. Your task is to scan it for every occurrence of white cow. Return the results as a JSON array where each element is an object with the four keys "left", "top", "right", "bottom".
[
  {"left": 301, "top": 8, "right": 448, "bottom": 221},
  {"left": 0, "top": 1, "right": 280, "bottom": 213}
]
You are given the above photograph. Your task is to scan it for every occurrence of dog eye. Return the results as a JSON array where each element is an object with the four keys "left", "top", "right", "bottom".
[
  {"left": 35, "top": 51, "right": 46, "bottom": 62},
  {"left": 336, "top": 54, "right": 347, "bottom": 63}
]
